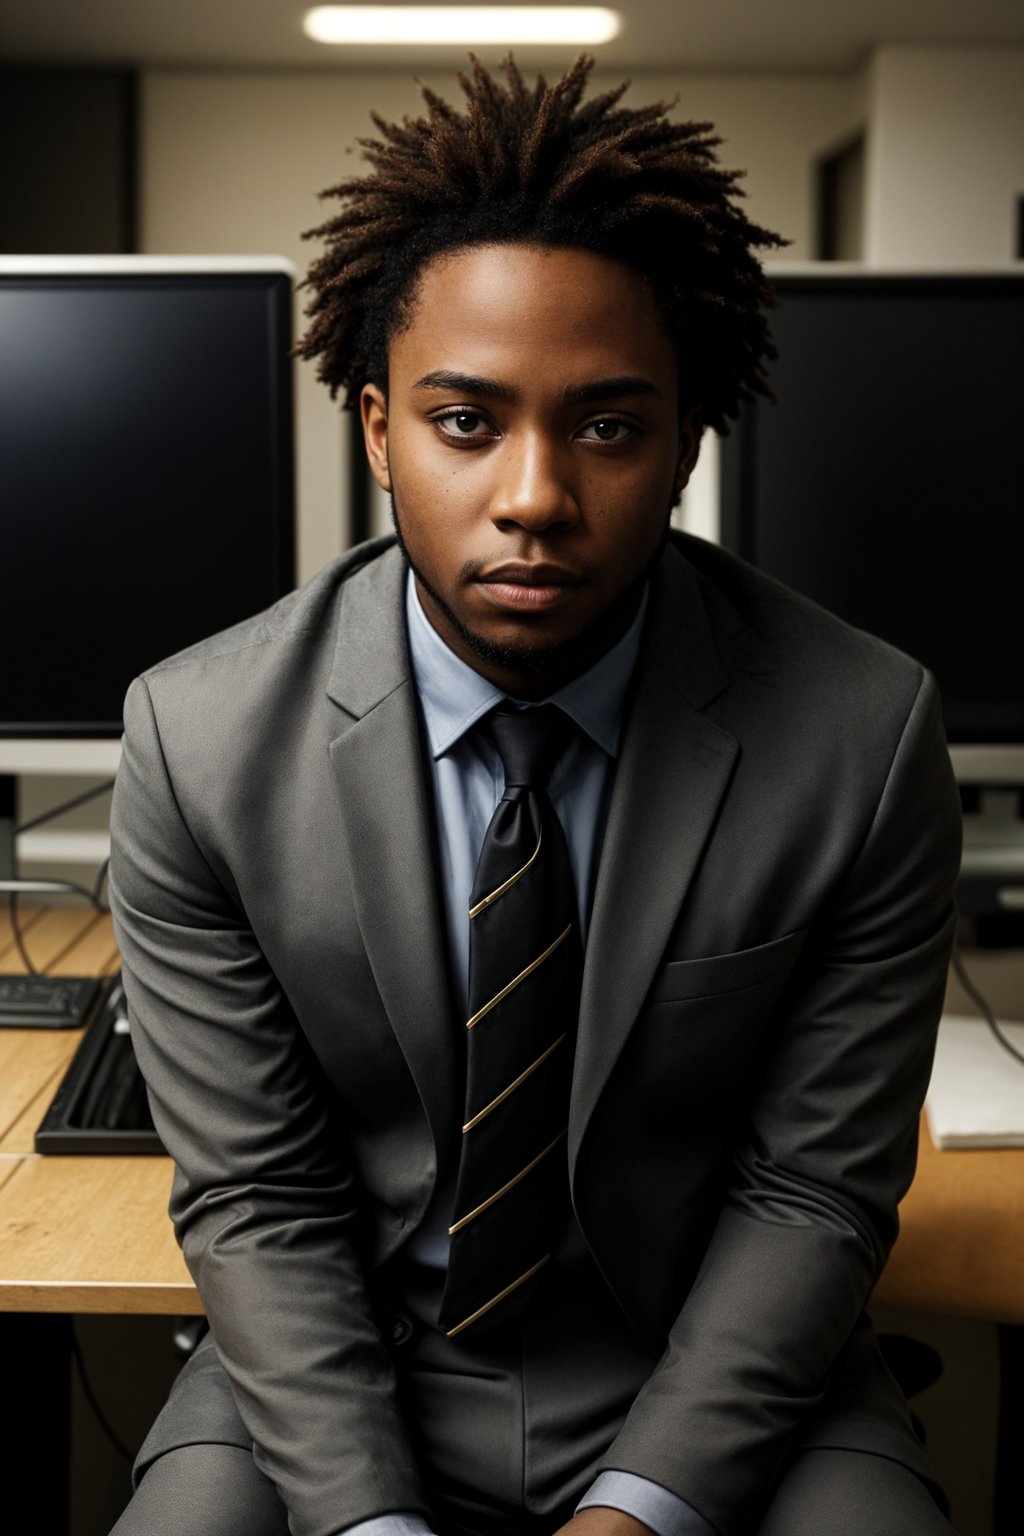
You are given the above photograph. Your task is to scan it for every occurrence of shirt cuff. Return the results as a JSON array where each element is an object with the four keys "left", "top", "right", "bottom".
[
  {"left": 576, "top": 1470, "right": 716, "bottom": 1536},
  {"left": 331, "top": 1515, "right": 434, "bottom": 1536}
]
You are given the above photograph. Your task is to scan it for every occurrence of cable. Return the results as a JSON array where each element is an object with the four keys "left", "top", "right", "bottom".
[
  {"left": 15, "top": 777, "right": 115, "bottom": 835},
  {"left": 92, "top": 855, "right": 111, "bottom": 909},
  {"left": 952, "top": 942, "right": 1024, "bottom": 1069},
  {"left": 9, "top": 889, "right": 38, "bottom": 976},
  {"left": 3, "top": 779, "right": 115, "bottom": 974},
  {"left": 2, "top": 878, "right": 111, "bottom": 976},
  {"left": 70, "top": 1320, "right": 135, "bottom": 1464}
]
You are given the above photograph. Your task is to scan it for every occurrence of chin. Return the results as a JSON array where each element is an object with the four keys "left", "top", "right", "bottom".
[{"left": 458, "top": 615, "right": 591, "bottom": 679}]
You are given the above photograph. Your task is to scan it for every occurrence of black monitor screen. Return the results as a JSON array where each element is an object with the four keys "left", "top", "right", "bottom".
[
  {"left": 1, "top": 266, "right": 295, "bottom": 736},
  {"left": 719, "top": 273, "right": 1024, "bottom": 744}
]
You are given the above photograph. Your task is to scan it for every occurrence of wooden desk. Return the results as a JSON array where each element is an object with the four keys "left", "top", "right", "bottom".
[
  {"left": 0, "top": 906, "right": 199, "bottom": 1315},
  {"left": 875, "top": 947, "right": 1024, "bottom": 1326},
  {"left": 876, "top": 1124, "right": 1024, "bottom": 1325}
]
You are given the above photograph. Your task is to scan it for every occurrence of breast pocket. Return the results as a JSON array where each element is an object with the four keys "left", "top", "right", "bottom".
[
  {"left": 635, "top": 929, "right": 810, "bottom": 1129},
  {"left": 647, "top": 927, "right": 808, "bottom": 1005}
]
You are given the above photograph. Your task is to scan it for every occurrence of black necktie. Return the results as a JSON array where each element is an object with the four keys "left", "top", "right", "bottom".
[{"left": 438, "top": 703, "right": 583, "bottom": 1341}]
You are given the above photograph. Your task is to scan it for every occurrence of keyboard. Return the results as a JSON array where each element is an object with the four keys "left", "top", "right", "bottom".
[
  {"left": 0, "top": 973, "right": 102, "bottom": 1028},
  {"left": 35, "top": 972, "right": 164, "bottom": 1154}
]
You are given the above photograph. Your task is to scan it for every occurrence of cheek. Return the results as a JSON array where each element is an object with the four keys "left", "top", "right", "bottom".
[
  {"left": 391, "top": 465, "right": 479, "bottom": 577},
  {"left": 583, "top": 483, "right": 672, "bottom": 560},
  {"left": 393, "top": 440, "right": 490, "bottom": 527},
  {"left": 579, "top": 446, "right": 677, "bottom": 513}
]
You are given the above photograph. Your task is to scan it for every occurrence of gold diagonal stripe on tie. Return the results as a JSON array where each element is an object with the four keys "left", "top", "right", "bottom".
[
  {"left": 444, "top": 1253, "right": 553, "bottom": 1339},
  {"left": 448, "top": 1127, "right": 568, "bottom": 1235},
  {"left": 462, "top": 1034, "right": 568, "bottom": 1133},
  {"left": 468, "top": 827, "right": 543, "bottom": 918},
  {"left": 465, "top": 923, "right": 572, "bottom": 1030}
]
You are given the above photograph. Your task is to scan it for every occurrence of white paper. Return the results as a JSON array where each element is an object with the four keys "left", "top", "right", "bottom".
[{"left": 925, "top": 1013, "right": 1024, "bottom": 1148}]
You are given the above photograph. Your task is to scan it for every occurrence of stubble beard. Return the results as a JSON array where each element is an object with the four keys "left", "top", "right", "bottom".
[{"left": 389, "top": 495, "right": 669, "bottom": 683}]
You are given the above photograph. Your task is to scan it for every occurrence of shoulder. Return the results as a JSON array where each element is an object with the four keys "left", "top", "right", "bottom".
[
  {"left": 658, "top": 534, "right": 960, "bottom": 913},
  {"left": 122, "top": 535, "right": 406, "bottom": 757},
  {"left": 138, "top": 534, "right": 401, "bottom": 684},
  {"left": 658, "top": 533, "right": 953, "bottom": 838},
  {"left": 664, "top": 528, "right": 929, "bottom": 719}
]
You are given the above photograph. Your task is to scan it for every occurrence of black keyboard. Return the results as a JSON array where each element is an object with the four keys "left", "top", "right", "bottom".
[
  {"left": 35, "top": 972, "right": 164, "bottom": 1154},
  {"left": 0, "top": 973, "right": 102, "bottom": 1028}
]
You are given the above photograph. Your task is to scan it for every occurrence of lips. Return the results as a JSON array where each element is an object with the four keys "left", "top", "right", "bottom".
[
  {"left": 477, "top": 561, "right": 583, "bottom": 587},
  {"left": 475, "top": 562, "right": 584, "bottom": 614}
]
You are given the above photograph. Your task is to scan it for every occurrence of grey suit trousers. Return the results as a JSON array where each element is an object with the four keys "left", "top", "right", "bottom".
[{"left": 110, "top": 1235, "right": 955, "bottom": 1536}]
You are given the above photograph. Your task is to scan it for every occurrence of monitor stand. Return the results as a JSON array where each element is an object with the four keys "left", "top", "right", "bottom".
[
  {"left": 0, "top": 773, "right": 14, "bottom": 881},
  {"left": 0, "top": 770, "right": 107, "bottom": 1023},
  {"left": 959, "top": 787, "right": 1024, "bottom": 939}
]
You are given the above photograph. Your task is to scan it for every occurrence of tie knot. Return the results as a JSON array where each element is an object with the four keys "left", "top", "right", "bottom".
[{"left": 488, "top": 703, "right": 572, "bottom": 790}]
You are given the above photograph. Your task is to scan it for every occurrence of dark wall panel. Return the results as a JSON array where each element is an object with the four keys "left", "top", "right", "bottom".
[{"left": 0, "top": 69, "right": 136, "bottom": 253}]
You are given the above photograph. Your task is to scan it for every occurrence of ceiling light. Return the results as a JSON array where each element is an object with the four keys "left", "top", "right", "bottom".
[{"left": 303, "top": 7, "right": 622, "bottom": 47}]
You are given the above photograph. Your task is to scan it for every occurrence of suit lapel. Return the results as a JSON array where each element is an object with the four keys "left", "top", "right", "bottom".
[
  {"left": 570, "top": 545, "right": 740, "bottom": 1167},
  {"left": 325, "top": 546, "right": 458, "bottom": 1167}
]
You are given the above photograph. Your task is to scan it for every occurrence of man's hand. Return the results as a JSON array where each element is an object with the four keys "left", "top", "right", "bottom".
[{"left": 558, "top": 1508, "right": 654, "bottom": 1536}]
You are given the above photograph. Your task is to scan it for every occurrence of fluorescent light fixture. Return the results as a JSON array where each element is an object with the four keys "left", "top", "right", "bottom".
[{"left": 303, "top": 7, "right": 622, "bottom": 46}]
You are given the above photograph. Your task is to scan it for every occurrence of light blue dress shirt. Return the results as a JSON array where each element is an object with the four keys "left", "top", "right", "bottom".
[{"left": 336, "top": 574, "right": 714, "bottom": 1536}]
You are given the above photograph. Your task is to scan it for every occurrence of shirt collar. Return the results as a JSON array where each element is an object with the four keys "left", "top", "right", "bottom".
[{"left": 405, "top": 568, "right": 646, "bottom": 761}]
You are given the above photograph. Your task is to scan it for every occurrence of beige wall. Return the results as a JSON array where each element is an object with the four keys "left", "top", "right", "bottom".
[{"left": 864, "top": 46, "right": 1024, "bottom": 264}]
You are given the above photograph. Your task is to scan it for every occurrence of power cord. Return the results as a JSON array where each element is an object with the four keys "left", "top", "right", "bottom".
[
  {"left": 952, "top": 941, "right": 1024, "bottom": 1069},
  {"left": 16, "top": 778, "right": 116, "bottom": 836}
]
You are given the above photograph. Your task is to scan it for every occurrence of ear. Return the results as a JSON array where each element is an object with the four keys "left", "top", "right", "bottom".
[
  {"left": 672, "top": 404, "right": 704, "bottom": 500},
  {"left": 360, "top": 382, "right": 392, "bottom": 493}
]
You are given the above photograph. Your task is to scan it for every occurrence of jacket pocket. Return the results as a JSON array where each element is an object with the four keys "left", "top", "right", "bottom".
[{"left": 648, "top": 927, "right": 808, "bottom": 1005}]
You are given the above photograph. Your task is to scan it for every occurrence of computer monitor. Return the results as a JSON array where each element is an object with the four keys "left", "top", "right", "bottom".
[
  {"left": 719, "top": 266, "right": 1024, "bottom": 784},
  {"left": 718, "top": 265, "right": 1024, "bottom": 923},
  {"left": 0, "top": 254, "right": 296, "bottom": 901},
  {"left": 0, "top": 255, "right": 296, "bottom": 739}
]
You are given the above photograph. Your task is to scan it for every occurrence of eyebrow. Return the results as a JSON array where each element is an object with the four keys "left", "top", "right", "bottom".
[
  {"left": 413, "top": 370, "right": 516, "bottom": 402},
  {"left": 564, "top": 376, "right": 663, "bottom": 405},
  {"left": 412, "top": 370, "right": 663, "bottom": 405}
]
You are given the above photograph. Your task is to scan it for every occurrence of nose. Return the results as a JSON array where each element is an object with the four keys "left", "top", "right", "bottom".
[{"left": 487, "top": 431, "right": 580, "bottom": 534}]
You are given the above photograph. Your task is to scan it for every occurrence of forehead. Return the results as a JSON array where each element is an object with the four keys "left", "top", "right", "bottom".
[{"left": 390, "top": 242, "right": 678, "bottom": 391}]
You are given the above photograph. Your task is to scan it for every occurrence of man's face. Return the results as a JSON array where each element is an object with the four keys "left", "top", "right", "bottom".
[{"left": 361, "top": 242, "right": 700, "bottom": 699}]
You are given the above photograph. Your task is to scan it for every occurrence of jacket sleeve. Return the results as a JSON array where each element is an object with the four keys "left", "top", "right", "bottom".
[
  {"left": 109, "top": 676, "right": 430, "bottom": 1536},
  {"left": 599, "top": 667, "right": 962, "bottom": 1534}
]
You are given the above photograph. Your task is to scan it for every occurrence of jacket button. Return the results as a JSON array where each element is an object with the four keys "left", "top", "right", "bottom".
[{"left": 390, "top": 1314, "right": 413, "bottom": 1347}]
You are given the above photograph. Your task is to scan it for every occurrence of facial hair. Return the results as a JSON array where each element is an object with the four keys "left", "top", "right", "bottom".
[{"left": 389, "top": 494, "right": 670, "bottom": 682}]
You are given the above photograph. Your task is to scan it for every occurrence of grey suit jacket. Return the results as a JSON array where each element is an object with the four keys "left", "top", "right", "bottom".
[{"left": 109, "top": 531, "right": 962, "bottom": 1536}]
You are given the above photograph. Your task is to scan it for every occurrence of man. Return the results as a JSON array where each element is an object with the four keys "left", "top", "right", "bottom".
[{"left": 109, "top": 55, "right": 962, "bottom": 1536}]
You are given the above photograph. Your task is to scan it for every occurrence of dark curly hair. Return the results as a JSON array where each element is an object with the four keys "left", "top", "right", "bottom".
[{"left": 293, "top": 54, "right": 785, "bottom": 434}]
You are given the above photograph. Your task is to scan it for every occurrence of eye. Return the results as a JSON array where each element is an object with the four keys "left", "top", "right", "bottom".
[
  {"left": 578, "top": 418, "right": 634, "bottom": 444},
  {"left": 433, "top": 410, "right": 494, "bottom": 439}
]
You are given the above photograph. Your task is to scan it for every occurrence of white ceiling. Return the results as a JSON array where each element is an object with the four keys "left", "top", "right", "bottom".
[{"left": 5, "top": 0, "right": 1024, "bottom": 74}]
